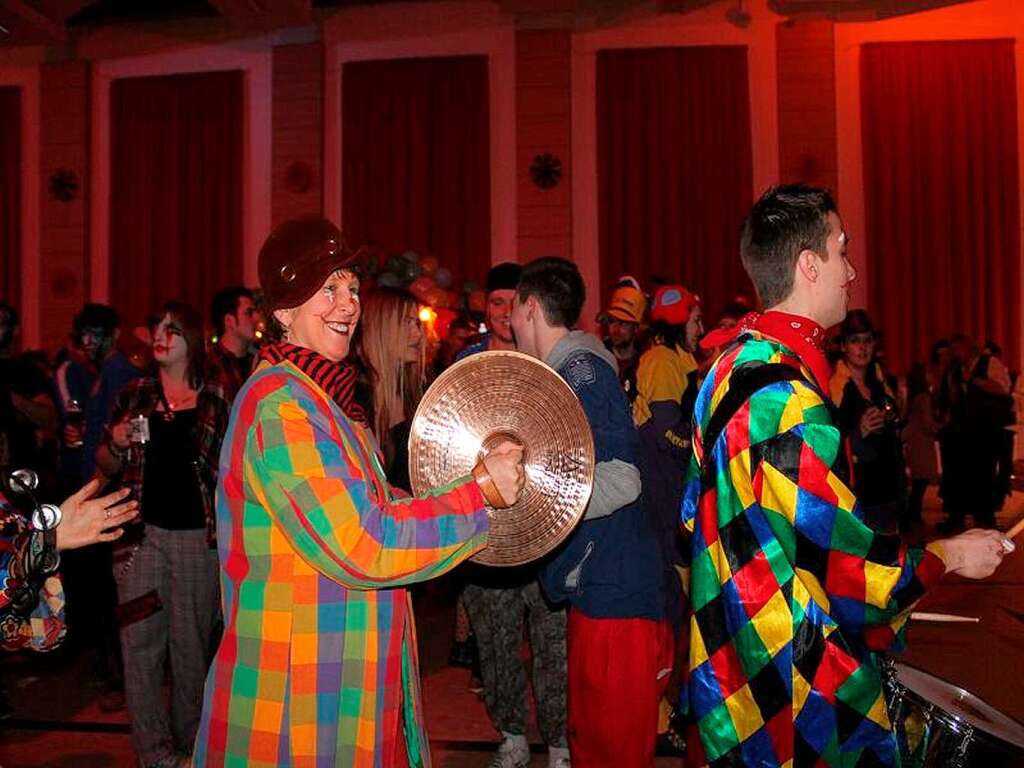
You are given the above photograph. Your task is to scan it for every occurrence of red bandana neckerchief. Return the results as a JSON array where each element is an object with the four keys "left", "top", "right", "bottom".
[
  {"left": 260, "top": 342, "right": 367, "bottom": 426},
  {"left": 700, "top": 310, "right": 831, "bottom": 396}
]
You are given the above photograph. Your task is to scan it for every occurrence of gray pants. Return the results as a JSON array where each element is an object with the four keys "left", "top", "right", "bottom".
[
  {"left": 115, "top": 525, "right": 220, "bottom": 766},
  {"left": 463, "top": 580, "right": 567, "bottom": 747}
]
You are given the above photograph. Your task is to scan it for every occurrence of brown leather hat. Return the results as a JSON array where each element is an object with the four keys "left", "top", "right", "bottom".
[{"left": 258, "top": 217, "right": 362, "bottom": 312}]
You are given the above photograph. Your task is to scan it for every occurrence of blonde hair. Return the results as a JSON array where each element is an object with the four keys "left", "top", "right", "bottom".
[{"left": 357, "top": 288, "right": 426, "bottom": 458}]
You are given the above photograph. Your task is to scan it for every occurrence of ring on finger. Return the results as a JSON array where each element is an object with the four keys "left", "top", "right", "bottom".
[{"left": 104, "top": 509, "right": 111, "bottom": 519}]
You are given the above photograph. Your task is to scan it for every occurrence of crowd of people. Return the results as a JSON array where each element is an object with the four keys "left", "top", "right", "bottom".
[{"left": 0, "top": 185, "right": 1017, "bottom": 768}]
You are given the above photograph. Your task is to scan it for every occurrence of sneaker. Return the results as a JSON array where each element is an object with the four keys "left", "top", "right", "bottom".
[
  {"left": 488, "top": 737, "right": 530, "bottom": 768},
  {"left": 549, "top": 758, "right": 570, "bottom": 768}
]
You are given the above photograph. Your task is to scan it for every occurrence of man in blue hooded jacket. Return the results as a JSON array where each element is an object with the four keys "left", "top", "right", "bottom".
[{"left": 510, "top": 256, "right": 673, "bottom": 767}]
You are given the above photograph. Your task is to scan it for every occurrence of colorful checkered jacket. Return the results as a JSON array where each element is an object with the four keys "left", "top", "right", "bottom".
[
  {"left": 680, "top": 332, "right": 946, "bottom": 767},
  {"left": 194, "top": 358, "right": 490, "bottom": 768}
]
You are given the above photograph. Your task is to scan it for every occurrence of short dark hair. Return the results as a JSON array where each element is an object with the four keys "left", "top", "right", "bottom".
[
  {"left": 740, "top": 185, "right": 837, "bottom": 308},
  {"left": 486, "top": 262, "right": 522, "bottom": 295},
  {"left": 210, "top": 287, "right": 254, "bottom": 337},
  {"left": 516, "top": 257, "right": 585, "bottom": 329},
  {"left": 73, "top": 303, "right": 120, "bottom": 338}
]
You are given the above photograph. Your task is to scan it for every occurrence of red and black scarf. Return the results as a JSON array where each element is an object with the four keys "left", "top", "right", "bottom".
[
  {"left": 701, "top": 310, "right": 832, "bottom": 396},
  {"left": 261, "top": 342, "right": 367, "bottom": 426}
]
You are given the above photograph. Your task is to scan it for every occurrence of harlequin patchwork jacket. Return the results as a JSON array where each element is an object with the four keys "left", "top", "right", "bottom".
[
  {"left": 681, "top": 332, "right": 946, "bottom": 767},
  {"left": 194, "top": 358, "right": 490, "bottom": 768}
]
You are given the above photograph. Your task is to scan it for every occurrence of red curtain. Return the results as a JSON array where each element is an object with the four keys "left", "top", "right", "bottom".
[
  {"left": 110, "top": 71, "right": 243, "bottom": 329},
  {"left": 597, "top": 46, "right": 754, "bottom": 317},
  {"left": 861, "top": 40, "right": 1020, "bottom": 372},
  {"left": 342, "top": 56, "right": 491, "bottom": 284},
  {"left": 0, "top": 87, "right": 20, "bottom": 309}
]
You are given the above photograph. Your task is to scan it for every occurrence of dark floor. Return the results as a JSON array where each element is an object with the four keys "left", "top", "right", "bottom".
[{"left": 1, "top": 486, "right": 1023, "bottom": 767}]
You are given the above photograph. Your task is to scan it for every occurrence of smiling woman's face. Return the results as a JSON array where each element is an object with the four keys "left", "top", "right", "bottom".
[{"left": 274, "top": 269, "right": 361, "bottom": 362}]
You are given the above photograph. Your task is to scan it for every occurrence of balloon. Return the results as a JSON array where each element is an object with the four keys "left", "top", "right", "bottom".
[
  {"left": 434, "top": 267, "right": 453, "bottom": 289},
  {"left": 462, "top": 280, "right": 478, "bottom": 294},
  {"left": 409, "top": 276, "right": 436, "bottom": 301},
  {"left": 420, "top": 256, "right": 439, "bottom": 277},
  {"left": 378, "top": 272, "right": 402, "bottom": 288},
  {"left": 468, "top": 289, "right": 487, "bottom": 313}
]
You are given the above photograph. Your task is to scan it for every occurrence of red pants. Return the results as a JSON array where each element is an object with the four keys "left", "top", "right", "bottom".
[{"left": 567, "top": 610, "right": 674, "bottom": 767}]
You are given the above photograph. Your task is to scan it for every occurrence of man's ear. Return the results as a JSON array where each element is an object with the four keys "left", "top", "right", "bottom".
[
  {"left": 526, "top": 295, "right": 539, "bottom": 322},
  {"left": 796, "top": 249, "right": 819, "bottom": 283},
  {"left": 224, "top": 313, "right": 238, "bottom": 332}
]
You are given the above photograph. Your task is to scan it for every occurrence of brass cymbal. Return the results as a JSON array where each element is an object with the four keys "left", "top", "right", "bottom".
[{"left": 409, "top": 350, "right": 595, "bottom": 567}]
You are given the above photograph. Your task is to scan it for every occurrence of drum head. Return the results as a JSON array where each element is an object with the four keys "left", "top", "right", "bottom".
[{"left": 895, "top": 663, "right": 1024, "bottom": 748}]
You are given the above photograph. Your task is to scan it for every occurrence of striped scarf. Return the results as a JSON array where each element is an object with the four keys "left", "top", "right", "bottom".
[{"left": 260, "top": 342, "right": 367, "bottom": 426}]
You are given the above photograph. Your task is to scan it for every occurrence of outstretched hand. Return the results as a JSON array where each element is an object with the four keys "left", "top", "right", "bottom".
[{"left": 56, "top": 479, "right": 140, "bottom": 551}]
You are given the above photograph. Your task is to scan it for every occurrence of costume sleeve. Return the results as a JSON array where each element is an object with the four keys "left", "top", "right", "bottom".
[
  {"left": 0, "top": 504, "right": 66, "bottom": 653},
  {"left": 567, "top": 352, "right": 641, "bottom": 519},
  {"left": 634, "top": 347, "right": 692, "bottom": 456},
  {"left": 195, "top": 386, "right": 230, "bottom": 503},
  {"left": 249, "top": 388, "right": 490, "bottom": 589},
  {"left": 752, "top": 391, "right": 946, "bottom": 651}
]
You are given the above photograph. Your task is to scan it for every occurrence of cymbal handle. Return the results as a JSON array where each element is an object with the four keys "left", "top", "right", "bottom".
[{"left": 472, "top": 460, "right": 509, "bottom": 509}]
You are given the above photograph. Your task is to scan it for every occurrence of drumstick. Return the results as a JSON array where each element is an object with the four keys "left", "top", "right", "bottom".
[
  {"left": 910, "top": 611, "right": 980, "bottom": 623},
  {"left": 1005, "top": 516, "right": 1024, "bottom": 541}
]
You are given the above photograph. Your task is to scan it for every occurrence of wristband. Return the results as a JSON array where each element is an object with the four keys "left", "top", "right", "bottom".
[{"left": 472, "top": 459, "right": 509, "bottom": 509}]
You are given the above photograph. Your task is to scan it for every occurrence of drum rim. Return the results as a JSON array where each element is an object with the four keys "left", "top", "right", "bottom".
[{"left": 893, "top": 661, "right": 1024, "bottom": 750}]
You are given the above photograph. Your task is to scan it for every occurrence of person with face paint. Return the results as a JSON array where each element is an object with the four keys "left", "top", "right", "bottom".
[
  {"left": 51, "top": 303, "right": 127, "bottom": 705},
  {"left": 96, "top": 301, "right": 229, "bottom": 768},
  {"left": 53, "top": 304, "right": 120, "bottom": 496},
  {"left": 193, "top": 217, "right": 524, "bottom": 768}
]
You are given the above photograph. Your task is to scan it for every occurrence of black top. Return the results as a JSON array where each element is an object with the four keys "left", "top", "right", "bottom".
[
  {"left": 141, "top": 408, "right": 205, "bottom": 530},
  {"left": 385, "top": 420, "right": 412, "bottom": 493},
  {"left": 836, "top": 373, "right": 905, "bottom": 507}
]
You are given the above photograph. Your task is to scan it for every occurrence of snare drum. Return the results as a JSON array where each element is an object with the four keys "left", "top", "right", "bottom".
[{"left": 882, "top": 660, "right": 1024, "bottom": 767}]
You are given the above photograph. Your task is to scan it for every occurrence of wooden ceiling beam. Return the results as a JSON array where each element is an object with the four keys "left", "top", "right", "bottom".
[
  {"left": 768, "top": 0, "right": 976, "bottom": 21},
  {"left": 655, "top": 0, "right": 718, "bottom": 13}
]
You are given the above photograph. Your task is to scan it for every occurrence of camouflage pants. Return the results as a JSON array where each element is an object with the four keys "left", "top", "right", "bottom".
[{"left": 463, "top": 580, "right": 568, "bottom": 747}]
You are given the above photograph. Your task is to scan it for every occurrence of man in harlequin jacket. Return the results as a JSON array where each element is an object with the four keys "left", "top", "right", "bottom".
[{"left": 680, "top": 185, "right": 1012, "bottom": 767}]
